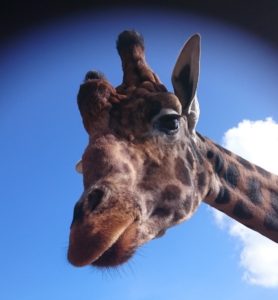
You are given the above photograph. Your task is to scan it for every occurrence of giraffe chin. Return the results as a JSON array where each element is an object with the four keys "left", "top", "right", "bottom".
[{"left": 67, "top": 216, "right": 138, "bottom": 268}]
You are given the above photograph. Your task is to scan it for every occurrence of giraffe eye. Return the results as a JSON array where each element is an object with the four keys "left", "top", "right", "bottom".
[{"left": 154, "top": 114, "right": 181, "bottom": 135}]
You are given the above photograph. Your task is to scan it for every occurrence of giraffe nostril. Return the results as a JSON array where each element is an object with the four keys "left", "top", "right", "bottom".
[
  {"left": 71, "top": 202, "right": 84, "bottom": 227},
  {"left": 87, "top": 188, "right": 104, "bottom": 212}
]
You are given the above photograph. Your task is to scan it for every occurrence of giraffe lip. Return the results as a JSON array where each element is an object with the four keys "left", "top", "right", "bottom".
[
  {"left": 91, "top": 230, "right": 136, "bottom": 267},
  {"left": 67, "top": 216, "right": 136, "bottom": 267}
]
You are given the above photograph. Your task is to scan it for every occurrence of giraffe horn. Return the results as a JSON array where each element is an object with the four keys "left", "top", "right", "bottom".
[
  {"left": 77, "top": 71, "right": 125, "bottom": 134},
  {"left": 116, "top": 30, "right": 161, "bottom": 87}
]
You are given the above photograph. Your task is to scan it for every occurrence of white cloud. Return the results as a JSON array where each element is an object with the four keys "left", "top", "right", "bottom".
[
  {"left": 223, "top": 117, "right": 278, "bottom": 175},
  {"left": 212, "top": 117, "right": 278, "bottom": 288}
]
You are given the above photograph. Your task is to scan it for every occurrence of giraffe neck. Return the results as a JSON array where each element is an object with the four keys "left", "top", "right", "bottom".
[{"left": 195, "top": 133, "right": 278, "bottom": 243}]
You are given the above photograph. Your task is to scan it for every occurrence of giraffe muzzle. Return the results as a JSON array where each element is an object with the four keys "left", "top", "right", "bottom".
[{"left": 68, "top": 184, "right": 141, "bottom": 267}]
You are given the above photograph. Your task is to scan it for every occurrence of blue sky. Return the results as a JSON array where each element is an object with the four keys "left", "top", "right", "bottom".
[{"left": 1, "top": 7, "right": 278, "bottom": 300}]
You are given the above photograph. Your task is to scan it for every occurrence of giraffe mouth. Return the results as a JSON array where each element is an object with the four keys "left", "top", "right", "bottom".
[
  {"left": 91, "top": 223, "right": 138, "bottom": 267},
  {"left": 67, "top": 215, "right": 138, "bottom": 267}
]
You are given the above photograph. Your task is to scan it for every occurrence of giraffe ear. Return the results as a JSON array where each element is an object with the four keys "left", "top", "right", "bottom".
[
  {"left": 75, "top": 160, "right": 83, "bottom": 174},
  {"left": 171, "top": 34, "right": 200, "bottom": 133}
]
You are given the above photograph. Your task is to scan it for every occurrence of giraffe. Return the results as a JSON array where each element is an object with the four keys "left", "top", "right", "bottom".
[{"left": 68, "top": 30, "right": 278, "bottom": 268}]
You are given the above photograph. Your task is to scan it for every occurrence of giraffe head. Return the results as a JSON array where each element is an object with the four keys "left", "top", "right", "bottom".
[{"left": 68, "top": 31, "right": 208, "bottom": 267}]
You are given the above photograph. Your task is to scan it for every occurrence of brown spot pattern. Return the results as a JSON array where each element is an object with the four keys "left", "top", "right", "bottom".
[
  {"left": 197, "top": 172, "right": 207, "bottom": 193},
  {"left": 247, "top": 177, "right": 263, "bottom": 205},
  {"left": 186, "top": 149, "right": 194, "bottom": 169},
  {"left": 264, "top": 213, "right": 278, "bottom": 232},
  {"left": 151, "top": 207, "right": 172, "bottom": 218},
  {"left": 224, "top": 163, "right": 240, "bottom": 188},
  {"left": 215, "top": 187, "right": 230, "bottom": 204},
  {"left": 175, "top": 157, "right": 192, "bottom": 186},
  {"left": 161, "top": 185, "right": 181, "bottom": 202},
  {"left": 206, "top": 150, "right": 214, "bottom": 159},
  {"left": 270, "top": 190, "right": 278, "bottom": 215},
  {"left": 214, "top": 153, "right": 225, "bottom": 175},
  {"left": 233, "top": 200, "right": 253, "bottom": 220}
]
